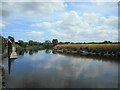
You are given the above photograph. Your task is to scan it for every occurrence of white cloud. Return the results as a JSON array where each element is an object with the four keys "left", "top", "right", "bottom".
[
  {"left": 32, "top": 22, "right": 52, "bottom": 28},
  {"left": 32, "top": 10, "right": 118, "bottom": 42},
  {"left": 101, "top": 16, "right": 118, "bottom": 29},
  {"left": 0, "top": 20, "right": 5, "bottom": 29},
  {"left": 1, "top": 0, "right": 119, "bottom": 2},
  {"left": 90, "top": 0, "right": 119, "bottom": 2},
  {"left": 2, "top": 2, "right": 66, "bottom": 17},
  {"left": 21, "top": 2, "right": 65, "bottom": 15},
  {"left": 1, "top": 0, "right": 64, "bottom": 2},
  {"left": 50, "top": 29, "right": 67, "bottom": 36},
  {"left": 26, "top": 31, "right": 44, "bottom": 36},
  {"left": 32, "top": 21, "right": 63, "bottom": 29},
  {"left": 2, "top": 1, "right": 118, "bottom": 42},
  {"left": 82, "top": 13, "right": 99, "bottom": 24}
]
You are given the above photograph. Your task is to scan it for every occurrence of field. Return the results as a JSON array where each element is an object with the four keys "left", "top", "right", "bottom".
[{"left": 54, "top": 44, "right": 120, "bottom": 52}]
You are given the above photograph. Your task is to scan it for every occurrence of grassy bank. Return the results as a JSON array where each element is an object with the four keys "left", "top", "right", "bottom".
[
  {"left": 54, "top": 44, "right": 120, "bottom": 52},
  {"left": 15, "top": 44, "right": 44, "bottom": 51},
  {"left": 15, "top": 44, "right": 24, "bottom": 51}
]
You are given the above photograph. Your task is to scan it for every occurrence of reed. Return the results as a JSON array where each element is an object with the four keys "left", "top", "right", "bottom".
[{"left": 54, "top": 44, "right": 120, "bottom": 52}]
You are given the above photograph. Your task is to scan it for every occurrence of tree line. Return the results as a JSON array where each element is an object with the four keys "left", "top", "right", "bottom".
[
  {"left": 0, "top": 35, "right": 119, "bottom": 51},
  {"left": 15, "top": 39, "right": 58, "bottom": 49}
]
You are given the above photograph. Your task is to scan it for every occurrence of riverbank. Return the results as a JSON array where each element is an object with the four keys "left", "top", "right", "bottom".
[
  {"left": 0, "top": 64, "right": 2, "bottom": 90},
  {"left": 0, "top": 53, "right": 7, "bottom": 89},
  {"left": 15, "top": 44, "right": 44, "bottom": 51},
  {"left": 53, "top": 44, "right": 120, "bottom": 57},
  {"left": 0, "top": 49, "right": 8, "bottom": 89}
]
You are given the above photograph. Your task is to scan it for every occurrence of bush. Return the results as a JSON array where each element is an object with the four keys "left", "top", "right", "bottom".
[{"left": 15, "top": 44, "right": 24, "bottom": 52}]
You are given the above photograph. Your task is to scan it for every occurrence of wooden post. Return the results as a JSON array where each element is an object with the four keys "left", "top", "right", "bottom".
[{"left": 8, "top": 39, "right": 12, "bottom": 58}]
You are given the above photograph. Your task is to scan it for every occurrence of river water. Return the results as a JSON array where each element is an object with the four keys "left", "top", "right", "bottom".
[{"left": 2, "top": 50, "right": 119, "bottom": 88}]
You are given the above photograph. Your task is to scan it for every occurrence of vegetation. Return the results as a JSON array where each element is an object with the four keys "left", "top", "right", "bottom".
[
  {"left": 43, "top": 40, "right": 52, "bottom": 49},
  {"left": 15, "top": 44, "right": 24, "bottom": 52},
  {"left": 1, "top": 35, "right": 120, "bottom": 55},
  {"left": 54, "top": 44, "right": 120, "bottom": 52},
  {"left": 18, "top": 40, "right": 26, "bottom": 47},
  {"left": 26, "top": 45, "right": 44, "bottom": 50},
  {"left": 0, "top": 36, "right": 7, "bottom": 54},
  {"left": 28, "top": 40, "right": 34, "bottom": 46},
  {"left": 52, "top": 39, "right": 58, "bottom": 46}
]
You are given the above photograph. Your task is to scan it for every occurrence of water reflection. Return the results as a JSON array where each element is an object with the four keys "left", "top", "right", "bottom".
[
  {"left": 8, "top": 59, "right": 11, "bottom": 74},
  {"left": 3, "top": 50, "right": 119, "bottom": 88},
  {"left": 29, "top": 50, "right": 34, "bottom": 55},
  {"left": 7, "top": 51, "right": 16, "bottom": 75},
  {"left": 29, "top": 50, "right": 38, "bottom": 55},
  {"left": 35, "top": 54, "right": 117, "bottom": 79},
  {"left": 24, "top": 49, "right": 28, "bottom": 54},
  {"left": 52, "top": 50, "right": 57, "bottom": 54},
  {"left": 18, "top": 51, "right": 24, "bottom": 55},
  {"left": 57, "top": 52, "right": 119, "bottom": 64},
  {"left": 45, "top": 49, "right": 51, "bottom": 54},
  {"left": 8, "top": 59, "right": 16, "bottom": 75}
]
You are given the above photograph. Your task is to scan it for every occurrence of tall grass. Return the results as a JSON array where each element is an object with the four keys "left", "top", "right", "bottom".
[{"left": 54, "top": 44, "right": 120, "bottom": 52}]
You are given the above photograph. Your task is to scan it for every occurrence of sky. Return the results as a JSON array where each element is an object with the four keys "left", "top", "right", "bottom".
[{"left": 0, "top": 0, "right": 119, "bottom": 42}]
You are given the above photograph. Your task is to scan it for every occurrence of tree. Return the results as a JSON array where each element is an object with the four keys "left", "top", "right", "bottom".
[
  {"left": 18, "top": 40, "right": 24, "bottom": 47},
  {"left": 52, "top": 39, "right": 58, "bottom": 46},
  {"left": 28, "top": 40, "right": 34, "bottom": 46},
  {"left": 59, "top": 42, "right": 64, "bottom": 44},
  {"left": 65, "top": 42, "right": 70, "bottom": 44},
  {"left": 33, "top": 41, "right": 38, "bottom": 46},
  {"left": 103, "top": 41, "right": 111, "bottom": 44},
  {"left": 43, "top": 40, "right": 52, "bottom": 49}
]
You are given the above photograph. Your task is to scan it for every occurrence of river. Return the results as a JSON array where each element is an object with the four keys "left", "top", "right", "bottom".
[{"left": 2, "top": 50, "right": 119, "bottom": 88}]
